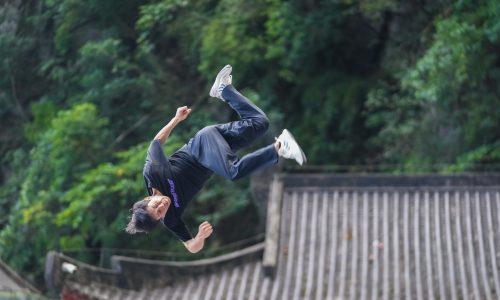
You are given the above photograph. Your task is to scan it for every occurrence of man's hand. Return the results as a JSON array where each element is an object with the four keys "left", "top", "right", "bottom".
[
  {"left": 197, "top": 221, "right": 213, "bottom": 239},
  {"left": 175, "top": 106, "right": 192, "bottom": 122},
  {"left": 153, "top": 106, "right": 191, "bottom": 144},
  {"left": 183, "top": 221, "right": 213, "bottom": 253}
]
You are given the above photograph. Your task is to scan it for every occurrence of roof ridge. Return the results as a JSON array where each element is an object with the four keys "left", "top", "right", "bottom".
[{"left": 0, "top": 260, "right": 40, "bottom": 294}]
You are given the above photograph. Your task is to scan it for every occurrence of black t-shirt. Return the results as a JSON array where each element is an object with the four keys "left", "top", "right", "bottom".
[{"left": 143, "top": 140, "right": 212, "bottom": 241}]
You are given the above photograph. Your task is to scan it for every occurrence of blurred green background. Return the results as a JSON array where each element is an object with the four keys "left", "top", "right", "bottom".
[{"left": 1, "top": 0, "right": 499, "bottom": 291}]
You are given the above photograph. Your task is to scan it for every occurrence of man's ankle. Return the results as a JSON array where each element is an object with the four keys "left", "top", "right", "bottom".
[{"left": 274, "top": 141, "right": 281, "bottom": 153}]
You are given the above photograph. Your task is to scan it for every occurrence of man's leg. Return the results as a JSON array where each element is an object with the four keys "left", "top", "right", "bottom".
[
  {"left": 215, "top": 85, "right": 270, "bottom": 152},
  {"left": 227, "top": 144, "right": 278, "bottom": 180},
  {"left": 188, "top": 126, "right": 278, "bottom": 181},
  {"left": 192, "top": 64, "right": 304, "bottom": 178}
]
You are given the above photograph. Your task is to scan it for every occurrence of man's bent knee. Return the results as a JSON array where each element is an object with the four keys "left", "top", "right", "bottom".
[
  {"left": 253, "top": 115, "right": 269, "bottom": 135},
  {"left": 196, "top": 125, "right": 218, "bottom": 138}
]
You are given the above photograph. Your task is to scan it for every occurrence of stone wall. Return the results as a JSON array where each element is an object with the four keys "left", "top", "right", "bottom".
[{"left": 45, "top": 243, "right": 264, "bottom": 297}]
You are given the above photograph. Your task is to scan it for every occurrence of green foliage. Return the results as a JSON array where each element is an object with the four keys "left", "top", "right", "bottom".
[
  {"left": 446, "top": 142, "right": 500, "bottom": 172},
  {"left": 358, "top": 0, "right": 397, "bottom": 14},
  {"left": 0, "top": 15, "right": 46, "bottom": 156},
  {"left": 193, "top": 177, "right": 249, "bottom": 227},
  {"left": 24, "top": 102, "right": 59, "bottom": 144},
  {"left": 366, "top": 0, "right": 500, "bottom": 171},
  {"left": 54, "top": 140, "right": 178, "bottom": 249},
  {"left": 265, "top": 0, "right": 345, "bottom": 75},
  {"left": 403, "top": 16, "right": 485, "bottom": 103},
  {"left": 198, "top": 0, "right": 269, "bottom": 79},
  {"left": 0, "top": 149, "right": 29, "bottom": 230},
  {"left": 136, "top": 0, "right": 189, "bottom": 33},
  {"left": 0, "top": 103, "right": 109, "bottom": 281},
  {"left": 298, "top": 75, "right": 372, "bottom": 164}
]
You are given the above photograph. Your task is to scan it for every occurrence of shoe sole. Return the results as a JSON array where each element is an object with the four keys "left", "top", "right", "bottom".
[
  {"left": 283, "top": 129, "right": 307, "bottom": 165},
  {"left": 209, "top": 65, "right": 232, "bottom": 98}
]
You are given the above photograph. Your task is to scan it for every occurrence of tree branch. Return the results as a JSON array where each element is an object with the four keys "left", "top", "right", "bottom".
[
  {"left": 8, "top": 64, "right": 28, "bottom": 121},
  {"left": 110, "top": 113, "right": 150, "bottom": 149}
]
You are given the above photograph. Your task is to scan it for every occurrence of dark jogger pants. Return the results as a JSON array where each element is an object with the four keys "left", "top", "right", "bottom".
[{"left": 186, "top": 85, "right": 278, "bottom": 180}]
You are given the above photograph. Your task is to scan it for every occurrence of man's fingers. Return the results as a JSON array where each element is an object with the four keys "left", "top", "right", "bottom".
[
  {"left": 200, "top": 222, "right": 213, "bottom": 233},
  {"left": 198, "top": 221, "right": 213, "bottom": 239}
]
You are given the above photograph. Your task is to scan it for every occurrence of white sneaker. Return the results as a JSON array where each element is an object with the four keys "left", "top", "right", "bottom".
[
  {"left": 209, "top": 65, "right": 232, "bottom": 100},
  {"left": 276, "top": 129, "right": 307, "bottom": 165}
]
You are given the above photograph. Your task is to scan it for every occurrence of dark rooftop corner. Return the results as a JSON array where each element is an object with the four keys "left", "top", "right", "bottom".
[
  {"left": 45, "top": 173, "right": 500, "bottom": 299},
  {"left": 0, "top": 259, "right": 43, "bottom": 299}
]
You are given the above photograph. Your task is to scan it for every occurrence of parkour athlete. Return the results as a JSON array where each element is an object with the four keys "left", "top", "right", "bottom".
[{"left": 126, "top": 65, "right": 306, "bottom": 253}]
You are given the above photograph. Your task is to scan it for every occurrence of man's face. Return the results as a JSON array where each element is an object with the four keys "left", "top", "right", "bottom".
[{"left": 146, "top": 196, "right": 171, "bottom": 221}]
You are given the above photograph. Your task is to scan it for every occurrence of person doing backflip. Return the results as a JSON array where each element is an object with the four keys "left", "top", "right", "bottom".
[{"left": 126, "top": 65, "right": 306, "bottom": 253}]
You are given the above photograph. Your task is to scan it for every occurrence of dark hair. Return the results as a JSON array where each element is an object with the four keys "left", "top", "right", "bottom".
[{"left": 125, "top": 199, "right": 158, "bottom": 234}]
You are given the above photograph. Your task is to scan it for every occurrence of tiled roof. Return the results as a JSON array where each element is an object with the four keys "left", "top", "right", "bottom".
[
  {"left": 271, "top": 186, "right": 500, "bottom": 299},
  {"left": 66, "top": 260, "right": 270, "bottom": 300},
  {"left": 47, "top": 174, "right": 500, "bottom": 299}
]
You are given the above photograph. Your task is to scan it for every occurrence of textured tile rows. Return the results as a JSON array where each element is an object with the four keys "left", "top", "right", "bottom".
[
  {"left": 69, "top": 187, "right": 500, "bottom": 299},
  {"left": 274, "top": 188, "right": 500, "bottom": 300}
]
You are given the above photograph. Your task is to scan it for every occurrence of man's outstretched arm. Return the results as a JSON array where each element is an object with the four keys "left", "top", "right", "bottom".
[{"left": 154, "top": 106, "right": 192, "bottom": 145}]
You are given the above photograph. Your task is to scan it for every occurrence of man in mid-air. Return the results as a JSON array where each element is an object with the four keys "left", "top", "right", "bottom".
[{"left": 126, "top": 65, "right": 306, "bottom": 253}]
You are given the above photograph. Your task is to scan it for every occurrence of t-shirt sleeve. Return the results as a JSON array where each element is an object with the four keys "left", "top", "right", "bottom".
[
  {"left": 167, "top": 219, "right": 193, "bottom": 242},
  {"left": 143, "top": 177, "right": 153, "bottom": 196},
  {"left": 146, "top": 139, "right": 169, "bottom": 165}
]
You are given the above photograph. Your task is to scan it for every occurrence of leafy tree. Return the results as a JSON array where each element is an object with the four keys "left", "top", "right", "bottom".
[
  {"left": 0, "top": 103, "right": 109, "bottom": 282},
  {"left": 366, "top": 0, "right": 500, "bottom": 171}
]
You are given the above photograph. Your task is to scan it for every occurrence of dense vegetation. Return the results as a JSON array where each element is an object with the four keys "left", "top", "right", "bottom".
[{"left": 1, "top": 0, "right": 499, "bottom": 289}]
